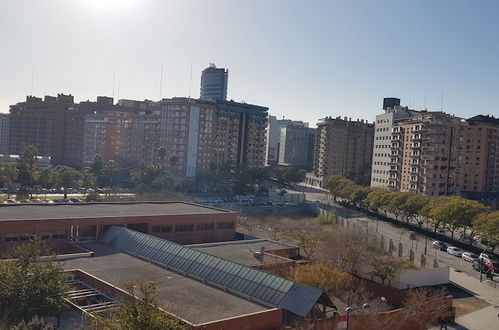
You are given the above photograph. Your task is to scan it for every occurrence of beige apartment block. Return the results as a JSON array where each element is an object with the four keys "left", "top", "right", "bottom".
[
  {"left": 314, "top": 116, "right": 374, "bottom": 182},
  {"left": 462, "top": 115, "right": 499, "bottom": 194},
  {"left": 390, "top": 112, "right": 465, "bottom": 196}
]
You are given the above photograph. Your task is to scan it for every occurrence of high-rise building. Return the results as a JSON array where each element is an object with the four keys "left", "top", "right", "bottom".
[
  {"left": 278, "top": 126, "right": 316, "bottom": 170},
  {"left": 314, "top": 116, "right": 374, "bottom": 183},
  {"left": 265, "top": 116, "right": 309, "bottom": 166},
  {"left": 383, "top": 97, "right": 401, "bottom": 110},
  {"left": 9, "top": 94, "right": 75, "bottom": 164},
  {"left": 371, "top": 102, "right": 420, "bottom": 189},
  {"left": 200, "top": 63, "right": 228, "bottom": 101},
  {"left": 461, "top": 115, "right": 499, "bottom": 194},
  {"left": 214, "top": 100, "right": 268, "bottom": 169},
  {"left": 0, "top": 114, "right": 10, "bottom": 154},
  {"left": 158, "top": 98, "right": 217, "bottom": 177},
  {"left": 389, "top": 112, "right": 465, "bottom": 196}
]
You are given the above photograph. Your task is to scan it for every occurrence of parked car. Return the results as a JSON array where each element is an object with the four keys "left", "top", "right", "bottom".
[
  {"left": 447, "top": 247, "right": 463, "bottom": 257},
  {"left": 436, "top": 229, "right": 446, "bottom": 236},
  {"left": 479, "top": 253, "right": 498, "bottom": 263},
  {"left": 70, "top": 198, "right": 83, "bottom": 203},
  {"left": 462, "top": 252, "right": 479, "bottom": 263},
  {"left": 432, "top": 241, "right": 447, "bottom": 251},
  {"left": 3, "top": 199, "right": 20, "bottom": 204}
]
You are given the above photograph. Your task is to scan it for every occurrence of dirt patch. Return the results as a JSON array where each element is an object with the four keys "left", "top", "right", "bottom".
[{"left": 453, "top": 296, "right": 490, "bottom": 317}]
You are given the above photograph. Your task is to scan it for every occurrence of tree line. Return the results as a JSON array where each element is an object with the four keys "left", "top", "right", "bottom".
[
  {"left": 0, "top": 145, "right": 308, "bottom": 199},
  {"left": 324, "top": 176, "right": 499, "bottom": 252}
]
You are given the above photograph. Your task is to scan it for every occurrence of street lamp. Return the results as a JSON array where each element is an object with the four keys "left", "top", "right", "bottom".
[{"left": 345, "top": 303, "right": 370, "bottom": 330}]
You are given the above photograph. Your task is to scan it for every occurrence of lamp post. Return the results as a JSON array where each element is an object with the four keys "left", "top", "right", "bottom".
[{"left": 345, "top": 303, "right": 370, "bottom": 330}]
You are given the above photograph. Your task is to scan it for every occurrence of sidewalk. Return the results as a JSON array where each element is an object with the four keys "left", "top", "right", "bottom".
[{"left": 447, "top": 268, "right": 499, "bottom": 329}]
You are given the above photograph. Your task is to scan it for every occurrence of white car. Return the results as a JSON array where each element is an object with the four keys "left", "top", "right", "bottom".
[
  {"left": 447, "top": 247, "right": 463, "bottom": 257},
  {"left": 479, "top": 253, "right": 498, "bottom": 263},
  {"left": 462, "top": 252, "right": 479, "bottom": 263}
]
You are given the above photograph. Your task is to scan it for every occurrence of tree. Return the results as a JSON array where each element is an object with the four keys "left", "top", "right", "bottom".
[
  {"left": 0, "top": 238, "right": 68, "bottom": 326},
  {"left": 295, "top": 232, "right": 320, "bottom": 259},
  {"left": 104, "top": 160, "right": 121, "bottom": 191},
  {"left": 0, "top": 162, "right": 19, "bottom": 197},
  {"left": 324, "top": 176, "right": 356, "bottom": 201},
  {"left": 157, "top": 146, "right": 167, "bottom": 165},
  {"left": 474, "top": 211, "right": 499, "bottom": 252},
  {"left": 292, "top": 263, "right": 353, "bottom": 299},
  {"left": 402, "top": 288, "right": 454, "bottom": 329},
  {"left": 18, "top": 145, "right": 38, "bottom": 186},
  {"left": 387, "top": 192, "right": 410, "bottom": 220},
  {"left": 10, "top": 316, "right": 54, "bottom": 330},
  {"left": 349, "top": 187, "right": 372, "bottom": 210},
  {"left": 370, "top": 257, "right": 401, "bottom": 285},
  {"left": 54, "top": 166, "right": 83, "bottom": 199},
  {"left": 91, "top": 282, "right": 186, "bottom": 330},
  {"left": 86, "top": 154, "right": 105, "bottom": 187},
  {"left": 34, "top": 166, "right": 55, "bottom": 200},
  {"left": 365, "top": 188, "right": 390, "bottom": 213},
  {"left": 429, "top": 197, "right": 488, "bottom": 239}
]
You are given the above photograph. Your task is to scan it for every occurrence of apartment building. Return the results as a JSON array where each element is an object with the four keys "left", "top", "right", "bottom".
[
  {"left": 265, "top": 115, "right": 309, "bottom": 165},
  {"left": 278, "top": 126, "right": 316, "bottom": 170},
  {"left": 462, "top": 115, "right": 499, "bottom": 194},
  {"left": 389, "top": 112, "right": 465, "bottom": 196},
  {"left": 159, "top": 98, "right": 217, "bottom": 177},
  {"left": 371, "top": 101, "right": 420, "bottom": 188},
  {"left": 214, "top": 100, "right": 268, "bottom": 169},
  {"left": 0, "top": 113, "right": 9, "bottom": 154},
  {"left": 9, "top": 94, "right": 76, "bottom": 164},
  {"left": 314, "top": 116, "right": 374, "bottom": 182},
  {"left": 82, "top": 110, "right": 130, "bottom": 164}
]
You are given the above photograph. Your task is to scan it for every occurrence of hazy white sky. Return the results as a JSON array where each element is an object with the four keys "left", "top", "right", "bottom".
[{"left": 1, "top": 0, "right": 499, "bottom": 125}]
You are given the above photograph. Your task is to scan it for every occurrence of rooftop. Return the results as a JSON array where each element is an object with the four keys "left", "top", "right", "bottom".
[
  {"left": 0, "top": 202, "right": 230, "bottom": 221},
  {"left": 63, "top": 242, "right": 268, "bottom": 324},
  {"left": 187, "top": 239, "right": 298, "bottom": 266}
]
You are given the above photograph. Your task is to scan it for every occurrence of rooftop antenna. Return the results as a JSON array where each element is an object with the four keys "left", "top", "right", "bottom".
[
  {"left": 112, "top": 73, "right": 115, "bottom": 98},
  {"left": 30, "top": 69, "right": 35, "bottom": 95},
  {"left": 188, "top": 63, "right": 193, "bottom": 98},
  {"left": 159, "top": 64, "right": 164, "bottom": 100},
  {"left": 440, "top": 90, "right": 444, "bottom": 111},
  {"left": 424, "top": 94, "right": 427, "bottom": 110},
  {"left": 117, "top": 80, "right": 120, "bottom": 100}
]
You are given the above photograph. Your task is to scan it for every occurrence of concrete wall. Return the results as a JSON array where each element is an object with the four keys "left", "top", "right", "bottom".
[
  {"left": 395, "top": 266, "right": 450, "bottom": 289},
  {"left": 194, "top": 309, "right": 282, "bottom": 330}
]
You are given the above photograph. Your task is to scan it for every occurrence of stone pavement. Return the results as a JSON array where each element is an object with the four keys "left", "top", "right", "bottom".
[{"left": 436, "top": 268, "right": 499, "bottom": 329}]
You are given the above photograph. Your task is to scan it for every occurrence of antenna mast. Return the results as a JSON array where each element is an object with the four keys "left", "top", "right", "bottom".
[
  {"left": 112, "top": 73, "right": 115, "bottom": 98},
  {"left": 440, "top": 91, "right": 444, "bottom": 111},
  {"left": 159, "top": 65, "right": 164, "bottom": 100},
  {"left": 188, "top": 64, "right": 193, "bottom": 98},
  {"left": 30, "top": 69, "right": 35, "bottom": 95}
]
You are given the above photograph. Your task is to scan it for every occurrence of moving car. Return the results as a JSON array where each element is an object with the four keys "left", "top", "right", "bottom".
[
  {"left": 447, "top": 246, "right": 463, "bottom": 257},
  {"left": 432, "top": 241, "right": 447, "bottom": 251},
  {"left": 462, "top": 252, "right": 479, "bottom": 263}
]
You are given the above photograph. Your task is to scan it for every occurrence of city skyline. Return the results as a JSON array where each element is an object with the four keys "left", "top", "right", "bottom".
[{"left": 1, "top": 0, "right": 499, "bottom": 126}]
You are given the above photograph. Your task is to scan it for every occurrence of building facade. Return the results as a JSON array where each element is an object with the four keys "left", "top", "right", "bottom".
[
  {"left": 200, "top": 63, "right": 228, "bottom": 101},
  {"left": 371, "top": 102, "right": 420, "bottom": 188},
  {"left": 0, "top": 114, "right": 9, "bottom": 154},
  {"left": 461, "top": 115, "right": 499, "bottom": 194},
  {"left": 9, "top": 94, "right": 76, "bottom": 164},
  {"left": 314, "top": 116, "right": 374, "bottom": 183},
  {"left": 389, "top": 112, "right": 465, "bottom": 196},
  {"left": 214, "top": 100, "right": 268, "bottom": 169},
  {"left": 278, "top": 126, "right": 316, "bottom": 170},
  {"left": 265, "top": 116, "right": 309, "bottom": 166}
]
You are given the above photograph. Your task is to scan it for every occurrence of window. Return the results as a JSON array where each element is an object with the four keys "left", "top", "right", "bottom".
[
  {"left": 217, "top": 222, "right": 234, "bottom": 230},
  {"left": 175, "top": 224, "right": 195, "bottom": 232},
  {"left": 197, "top": 223, "right": 215, "bottom": 231},
  {"left": 152, "top": 225, "right": 172, "bottom": 233}
]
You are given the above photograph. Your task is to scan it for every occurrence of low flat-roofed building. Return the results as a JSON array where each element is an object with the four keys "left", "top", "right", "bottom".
[
  {"left": 0, "top": 202, "right": 236, "bottom": 252},
  {"left": 187, "top": 239, "right": 300, "bottom": 266},
  {"left": 57, "top": 227, "right": 330, "bottom": 328}
]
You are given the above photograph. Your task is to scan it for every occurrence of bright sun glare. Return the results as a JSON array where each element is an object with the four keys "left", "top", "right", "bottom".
[{"left": 83, "top": 0, "right": 140, "bottom": 11}]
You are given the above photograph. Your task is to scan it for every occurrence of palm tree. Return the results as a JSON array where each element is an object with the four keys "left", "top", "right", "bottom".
[
  {"left": 82, "top": 169, "right": 96, "bottom": 194},
  {"left": 0, "top": 163, "right": 19, "bottom": 198},
  {"left": 104, "top": 160, "right": 121, "bottom": 194},
  {"left": 18, "top": 145, "right": 38, "bottom": 186},
  {"left": 86, "top": 154, "right": 105, "bottom": 188},
  {"left": 34, "top": 166, "right": 55, "bottom": 200},
  {"left": 54, "top": 166, "right": 83, "bottom": 199}
]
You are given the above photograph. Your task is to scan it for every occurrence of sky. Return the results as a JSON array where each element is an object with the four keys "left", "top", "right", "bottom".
[{"left": 1, "top": 0, "right": 498, "bottom": 125}]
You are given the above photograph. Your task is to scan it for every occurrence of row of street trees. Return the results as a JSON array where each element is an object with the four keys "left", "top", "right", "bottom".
[{"left": 324, "top": 176, "right": 499, "bottom": 252}]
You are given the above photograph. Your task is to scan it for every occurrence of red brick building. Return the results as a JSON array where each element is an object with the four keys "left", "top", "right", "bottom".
[{"left": 0, "top": 202, "right": 236, "bottom": 253}]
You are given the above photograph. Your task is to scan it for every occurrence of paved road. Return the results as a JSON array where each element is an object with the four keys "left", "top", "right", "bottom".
[{"left": 293, "top": 187, "right": 497, "bottom": 283}]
